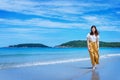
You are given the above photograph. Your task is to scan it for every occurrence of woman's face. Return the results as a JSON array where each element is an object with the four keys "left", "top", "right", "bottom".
[{"left": 92, "top": 27, "right": 96, "bottom": 33}]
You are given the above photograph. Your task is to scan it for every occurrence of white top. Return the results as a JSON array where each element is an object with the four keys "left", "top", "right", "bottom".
[{"left": 87, "top": 33, "right": 99, "bottom": 42}]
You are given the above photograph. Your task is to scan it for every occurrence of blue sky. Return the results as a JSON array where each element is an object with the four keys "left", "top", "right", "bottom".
[{"left": 0, "top": 0, "right": 120, "bottom": 47}]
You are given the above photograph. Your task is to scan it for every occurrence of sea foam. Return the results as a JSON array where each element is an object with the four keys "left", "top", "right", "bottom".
[{"left": 0, "top": 54, "right": 120, "bottom": 69}]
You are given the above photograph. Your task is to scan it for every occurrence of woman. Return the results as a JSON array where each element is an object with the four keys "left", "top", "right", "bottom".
[{"left": 87, "top": 25, "right": 99, "bottom": 70}]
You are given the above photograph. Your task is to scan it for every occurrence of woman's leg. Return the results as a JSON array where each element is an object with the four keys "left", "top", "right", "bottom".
[
  {"left": 89, "top": 42, "right": 95, "bottom": 66},
  {"left": 89, "top": 51, "right": 96, "bottom": 66},
  {"left": 94, "top": 50, "right": 99, "bottom": 64},
  {"left": 94, "top": 43, "right": 99, "bottom": 65}
]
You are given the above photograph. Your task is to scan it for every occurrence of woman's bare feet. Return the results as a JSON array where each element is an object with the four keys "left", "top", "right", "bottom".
[{"left": 92, "top": 65, "right": 96, "bottom": 70}]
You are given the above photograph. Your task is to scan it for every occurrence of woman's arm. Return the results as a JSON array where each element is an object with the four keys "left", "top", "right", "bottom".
[
  {"left": 87, "top": 37, "right": 90, "bottom": 50},
  {"left": 97, "top": 37, "right": 99, "bottom": 50}
]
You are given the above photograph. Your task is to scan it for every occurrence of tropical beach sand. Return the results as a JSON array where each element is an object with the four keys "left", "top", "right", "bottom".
[{"left": 0, "top": 56, "right": 120, "bottom": 80}]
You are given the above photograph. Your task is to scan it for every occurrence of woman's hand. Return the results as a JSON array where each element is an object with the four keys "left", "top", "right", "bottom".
[
  {"left": 98, "top": 48, "right": 99, "bottom": 51},
  {"left": 88, "top": 47, "right": 90, "bottom": 51}
]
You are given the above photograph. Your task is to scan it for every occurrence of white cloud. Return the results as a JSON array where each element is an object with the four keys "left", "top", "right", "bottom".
[
  {"left": 0, "top": 18, "right": 89, "bottom": 29},
  {"left": 99, "top": 26, "right": 120, "bottom": 32},
  {"left": 116, "top": 11, "right": 120, "bottom": 14},
  {"left": 0, "top": 27, "right": 61, "bottom": 34},
  {"left": 82, "top": 16, "right": 98, "bottom": 22},
  {"left": 0, "top": 17, "right": 120, "bottom": 32},
  {"left": 0, "top": 0, "right": 120, "bottom": 32},
  {"left": 82, "top": 15, "right": 104, "bottom": 25},
  {"left": 0, "top": 0, "right": 120, "bottom": 21}
]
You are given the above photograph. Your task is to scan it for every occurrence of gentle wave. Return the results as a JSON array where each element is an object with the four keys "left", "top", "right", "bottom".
[
  {"left": 100, "top": 54, "right": 120, "bottom": 58},
  {"left": 0, "top": 58, "right": 90, "bottom": 69},
  {"left": 0, "top": 54, "right": 120, "bottom": 70}
]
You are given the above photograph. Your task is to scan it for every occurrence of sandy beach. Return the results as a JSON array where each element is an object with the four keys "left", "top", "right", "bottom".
[{"left": 0, "top": 55, "right": 120, "bottom": 80}]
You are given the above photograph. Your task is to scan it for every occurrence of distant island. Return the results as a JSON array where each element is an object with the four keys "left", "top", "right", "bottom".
[
  {"left": 55, "top": 40, "right": 120, "bottom": 48},
  {"left": 7, "top": 40, "right": 120, "bottom": 48},
  {"left": 8, "top": 43, "right": 50, "bottom": 48}
]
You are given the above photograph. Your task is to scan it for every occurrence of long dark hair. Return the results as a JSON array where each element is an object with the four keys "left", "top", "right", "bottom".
[{"left": 90, "top": 25, "right": 99, "bottom": 36}]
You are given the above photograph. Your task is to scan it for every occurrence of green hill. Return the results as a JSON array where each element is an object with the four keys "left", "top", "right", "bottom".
[
  {"left": 56, "top": 40, "right": 120, "bottom": 48},
  {"left": 8, "top": 43, "right": 50, "bottom": 48},
  {"left": 7, "top": 40, "right": 120, "bottom": 48}
]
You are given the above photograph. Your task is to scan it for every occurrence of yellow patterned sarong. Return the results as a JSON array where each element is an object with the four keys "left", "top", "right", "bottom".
[{"left": 89, "top": 41, "right": 99, "bottom": 66}]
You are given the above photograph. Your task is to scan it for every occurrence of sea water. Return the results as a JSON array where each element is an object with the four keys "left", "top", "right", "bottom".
[{"left": 0, "top": 47, "right": 120, "bottom": 69}]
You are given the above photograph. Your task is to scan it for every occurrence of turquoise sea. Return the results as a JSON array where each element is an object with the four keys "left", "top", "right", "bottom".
[{"left": 0, "top": 48, "right": 120, "bottom": 69}]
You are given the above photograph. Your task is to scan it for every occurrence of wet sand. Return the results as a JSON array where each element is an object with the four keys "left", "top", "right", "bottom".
[{"left": 0, "top": 56, "right": 120, "bottom": 80}]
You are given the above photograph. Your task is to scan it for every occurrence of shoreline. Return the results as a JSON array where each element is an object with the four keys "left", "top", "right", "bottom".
[
  {"left": 0, "top": 56, "right": 120, "bottom": 80},
  {"left": 0, "top": 53, "right": 120, "bottom": 70},
  {"left": 0, "top": 47, "right": 120, "bottom": 49}
]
